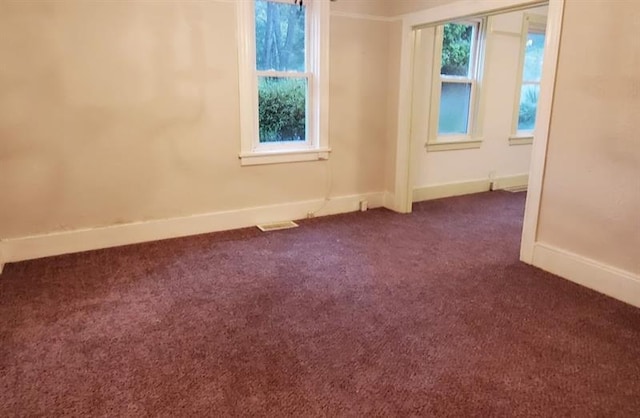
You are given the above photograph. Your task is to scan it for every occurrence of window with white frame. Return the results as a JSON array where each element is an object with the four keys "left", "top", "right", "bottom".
[
  {"left": 513, "top": 14, "right": 546, "bottom": 136},
  {"left": 237, "top": 0, "right": 329, "bottom": 166},
  {"left": 429, "top": 20, "right": 485, "bottom": 143}
]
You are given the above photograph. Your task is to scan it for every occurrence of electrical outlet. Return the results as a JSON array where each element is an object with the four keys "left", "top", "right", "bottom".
[
  {"left": 359, "top": 200, "right": 368, "bottom": 212},
  {"left": 306, "top": 212, "right": 315, "bottom": 219}
]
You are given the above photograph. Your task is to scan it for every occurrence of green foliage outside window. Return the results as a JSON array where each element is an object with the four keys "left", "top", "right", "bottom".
[
  {"left": 258, "top": 78, "right": 306, "bottom": 142},
  {"left": 441, "top": 23, "right": 473, "bottom": 76},
  {"left": 518, "top": 85, "right": 540, "bottom": 131}
]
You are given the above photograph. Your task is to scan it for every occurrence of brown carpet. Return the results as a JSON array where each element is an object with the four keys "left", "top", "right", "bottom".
[{"left": 1, "top": 191, "right": 639, "bottom": 417}]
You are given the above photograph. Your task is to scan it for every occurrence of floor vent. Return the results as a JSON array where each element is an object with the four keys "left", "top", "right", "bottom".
[
  {"left": 503, "top": 185, "right": 528, "bottom": 193},
  {"left": 256, "top": 221, "right": 299, "bottom": 232}
]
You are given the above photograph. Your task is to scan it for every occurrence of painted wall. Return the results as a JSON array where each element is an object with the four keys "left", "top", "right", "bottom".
[
  {"left": 334, "top": 0, "right": 457, "bottom": 17},
  {"left": 385, "top": 20, "right": 404, "bottom": 195},
  {"left": 411, "top": 8, "right": 547, "bottom": 193},
  {"left": 389, "top": 0, "right": 459, "bottom": 16},
  {"left": 331, "top": 0, "right": 389, "bottom": 16},
  {"left": 537, "top": 0, "right": 640, "bottom": 275},
  {"left": 0, "top": 0, "right": 391, "bottom": 239}
]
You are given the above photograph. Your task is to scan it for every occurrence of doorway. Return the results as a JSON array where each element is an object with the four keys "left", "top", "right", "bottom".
[{"left": 390, "top": 0, "right": 564, "bottom": 264}]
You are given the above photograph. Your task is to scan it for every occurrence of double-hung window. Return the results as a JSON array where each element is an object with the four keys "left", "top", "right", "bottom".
[
  {"left": 512, "top": 14, "right": 546, "bottom": 138},
  {"left": 237, "top": 0, "right": 329, "bottom": 166},
  {"left": 428, "top": 20, "right": 485, "bottom": 146}
]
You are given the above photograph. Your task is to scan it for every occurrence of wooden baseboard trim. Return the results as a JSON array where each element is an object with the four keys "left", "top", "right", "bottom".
[
  {"left": 1, "top": 192, "right": 385, "bottom": 266},
  {"left": 532, "top": 242, "right": 640, "bottom": 308},
  {"left": 413, "top": 174, "right": 529, "bottom": 202}
]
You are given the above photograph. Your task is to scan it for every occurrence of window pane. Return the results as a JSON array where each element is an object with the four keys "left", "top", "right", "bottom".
[
  {"left": 522, "top": 32, "right": 545, "bottom": 82},
  {"left": 518, "top": 84, "right": 540, "bottom": 131},
  {"left": 441, "top": 23, "right": 474, "bottom": 76},
  {"left": 258, "top": 77, "right": 307, "bottom": 143},
  {"left": 438, "top": 82, "right": 471, "bottom": 135},
  {"left": 255, "top": 0, "right": 306, "bottom": 72}
]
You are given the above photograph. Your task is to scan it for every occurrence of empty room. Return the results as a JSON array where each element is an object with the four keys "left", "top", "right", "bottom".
[{"left": 0, "top": 0, "right": 638, "bottom": 416}]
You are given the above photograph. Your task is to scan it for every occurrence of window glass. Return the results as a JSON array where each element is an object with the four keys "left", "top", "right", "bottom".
[
  {"left": 441, "top": 23, "right": 474, "bottom": 77},
  {"left": 517, "top": 29, "right": 545, "bottom": 133},
  {"left": 255, "top": 0, "right": 306, "bottom": 72},
  {"left": 517, "top": 84, "right": 540, "bottom": 131},
  {"left": 258, "top": 77, "right": 307, "bottom": 142},
  {"left": 522, "top": 32, "right": 545, "bottom": 81},
  {"left": 238, "top": 0, "right": 327, "bottom": 163},
  {"left": 438, "top": 82, "right": 472, "bottom": 135}
]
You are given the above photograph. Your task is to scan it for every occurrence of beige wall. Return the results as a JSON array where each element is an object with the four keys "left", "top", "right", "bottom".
[
  {"left": 4, "top": 0, "right": 637, "bottom": 281},
  {"left": 537, "top": 0, "right": 640, "bottom": 274},
  {"left": 331, "top": 0, "right": 390, "bottom": 16},
  {"left": 0, "top": 0, "right": 391, "bottom": 239},
  {"left": 335, "top": 0, "right": 459, "bottom": 18},
  {"left": 389, "top": 0, "right": 459, "bottom": 16},
  {"left": 411, "top": 8, "right": 546, "bottom": 189}
]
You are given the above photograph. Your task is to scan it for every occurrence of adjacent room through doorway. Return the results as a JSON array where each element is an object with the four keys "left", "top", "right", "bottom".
[{"left": 409, "top": 5, "right": 548, "bottom": 200}]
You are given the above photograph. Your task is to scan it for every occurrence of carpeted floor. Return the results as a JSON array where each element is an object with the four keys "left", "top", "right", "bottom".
[{"left": 1, "top": 191, "right": 639, "bottom": 416}]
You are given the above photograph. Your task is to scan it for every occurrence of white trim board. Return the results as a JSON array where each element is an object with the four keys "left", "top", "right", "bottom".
[
  {"left": 413, "top": 174, "right": 529, "bottom": 202},
  {"left": 491, "top": 174, "right": 529, "bottom": 190},
  {"left": 383, "top": 192, "right": 397, "bottom": 209},
  {"left": 402, "top": 0, "right": 545, "bottom": 27},
  {"left": 532, "top": 243, "right": 640, "bottom": 308},
  {"left": 414, "top": 179, "right": 489, "bottom": 202},
  {"left": 1, "top": 192, "right": 385, "bottom": 265},
  {"left": 519, "top": 0, "right": 564, "bottom": 263}
]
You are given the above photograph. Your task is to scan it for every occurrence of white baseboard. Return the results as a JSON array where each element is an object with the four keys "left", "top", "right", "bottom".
[
  {"left": 1, "top": 192, "right": 385, "bottom": 265},
  {"left": 491, "top": 173, "right": 529, "bottom": 190},
  {"left": 0, "top": 241, "right": 5, "bottom": 273},
  {"left": 532, "top": 242, "right": 640, "bottom": 308},
  {"left": 383, "top": 191, "right": 397, "bottom": 211},
  {"left": 413, "top": 174, "right": 529, "bottom": 202},
  {"left": 413, "top": 179, "right": 490, "bottom": 202}
]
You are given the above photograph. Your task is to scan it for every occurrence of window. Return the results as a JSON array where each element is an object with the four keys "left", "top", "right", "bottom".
[
  {"left": 512, "top": 14, "right": 546, "bottom": 138},
  {"left": 237, "top": 0, "right": 330, "bottom": 166},
  {"left": 428, "top": 20, "right": 485, "bottom": 146}
]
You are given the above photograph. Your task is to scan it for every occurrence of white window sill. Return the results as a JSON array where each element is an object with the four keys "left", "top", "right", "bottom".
[
  {"left": 426, "top": 139, "right": 482, "bottom": 152},
  {"left": 509, "top": 135, "right": 533, "bottom": 146},
  {"left": 239, "top": 148, "right": 331, "bottom": 166}
]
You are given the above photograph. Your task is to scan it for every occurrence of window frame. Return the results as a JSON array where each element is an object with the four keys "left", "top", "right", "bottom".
[
  {"left": 237, "top": 0, "right": 330, "bottom": 166},
  {"left": 428, "top": 18, "right": 486, "bottom": 147},
  {"left": 510, "top": 13, "right": 547, "bottom": 143}
]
